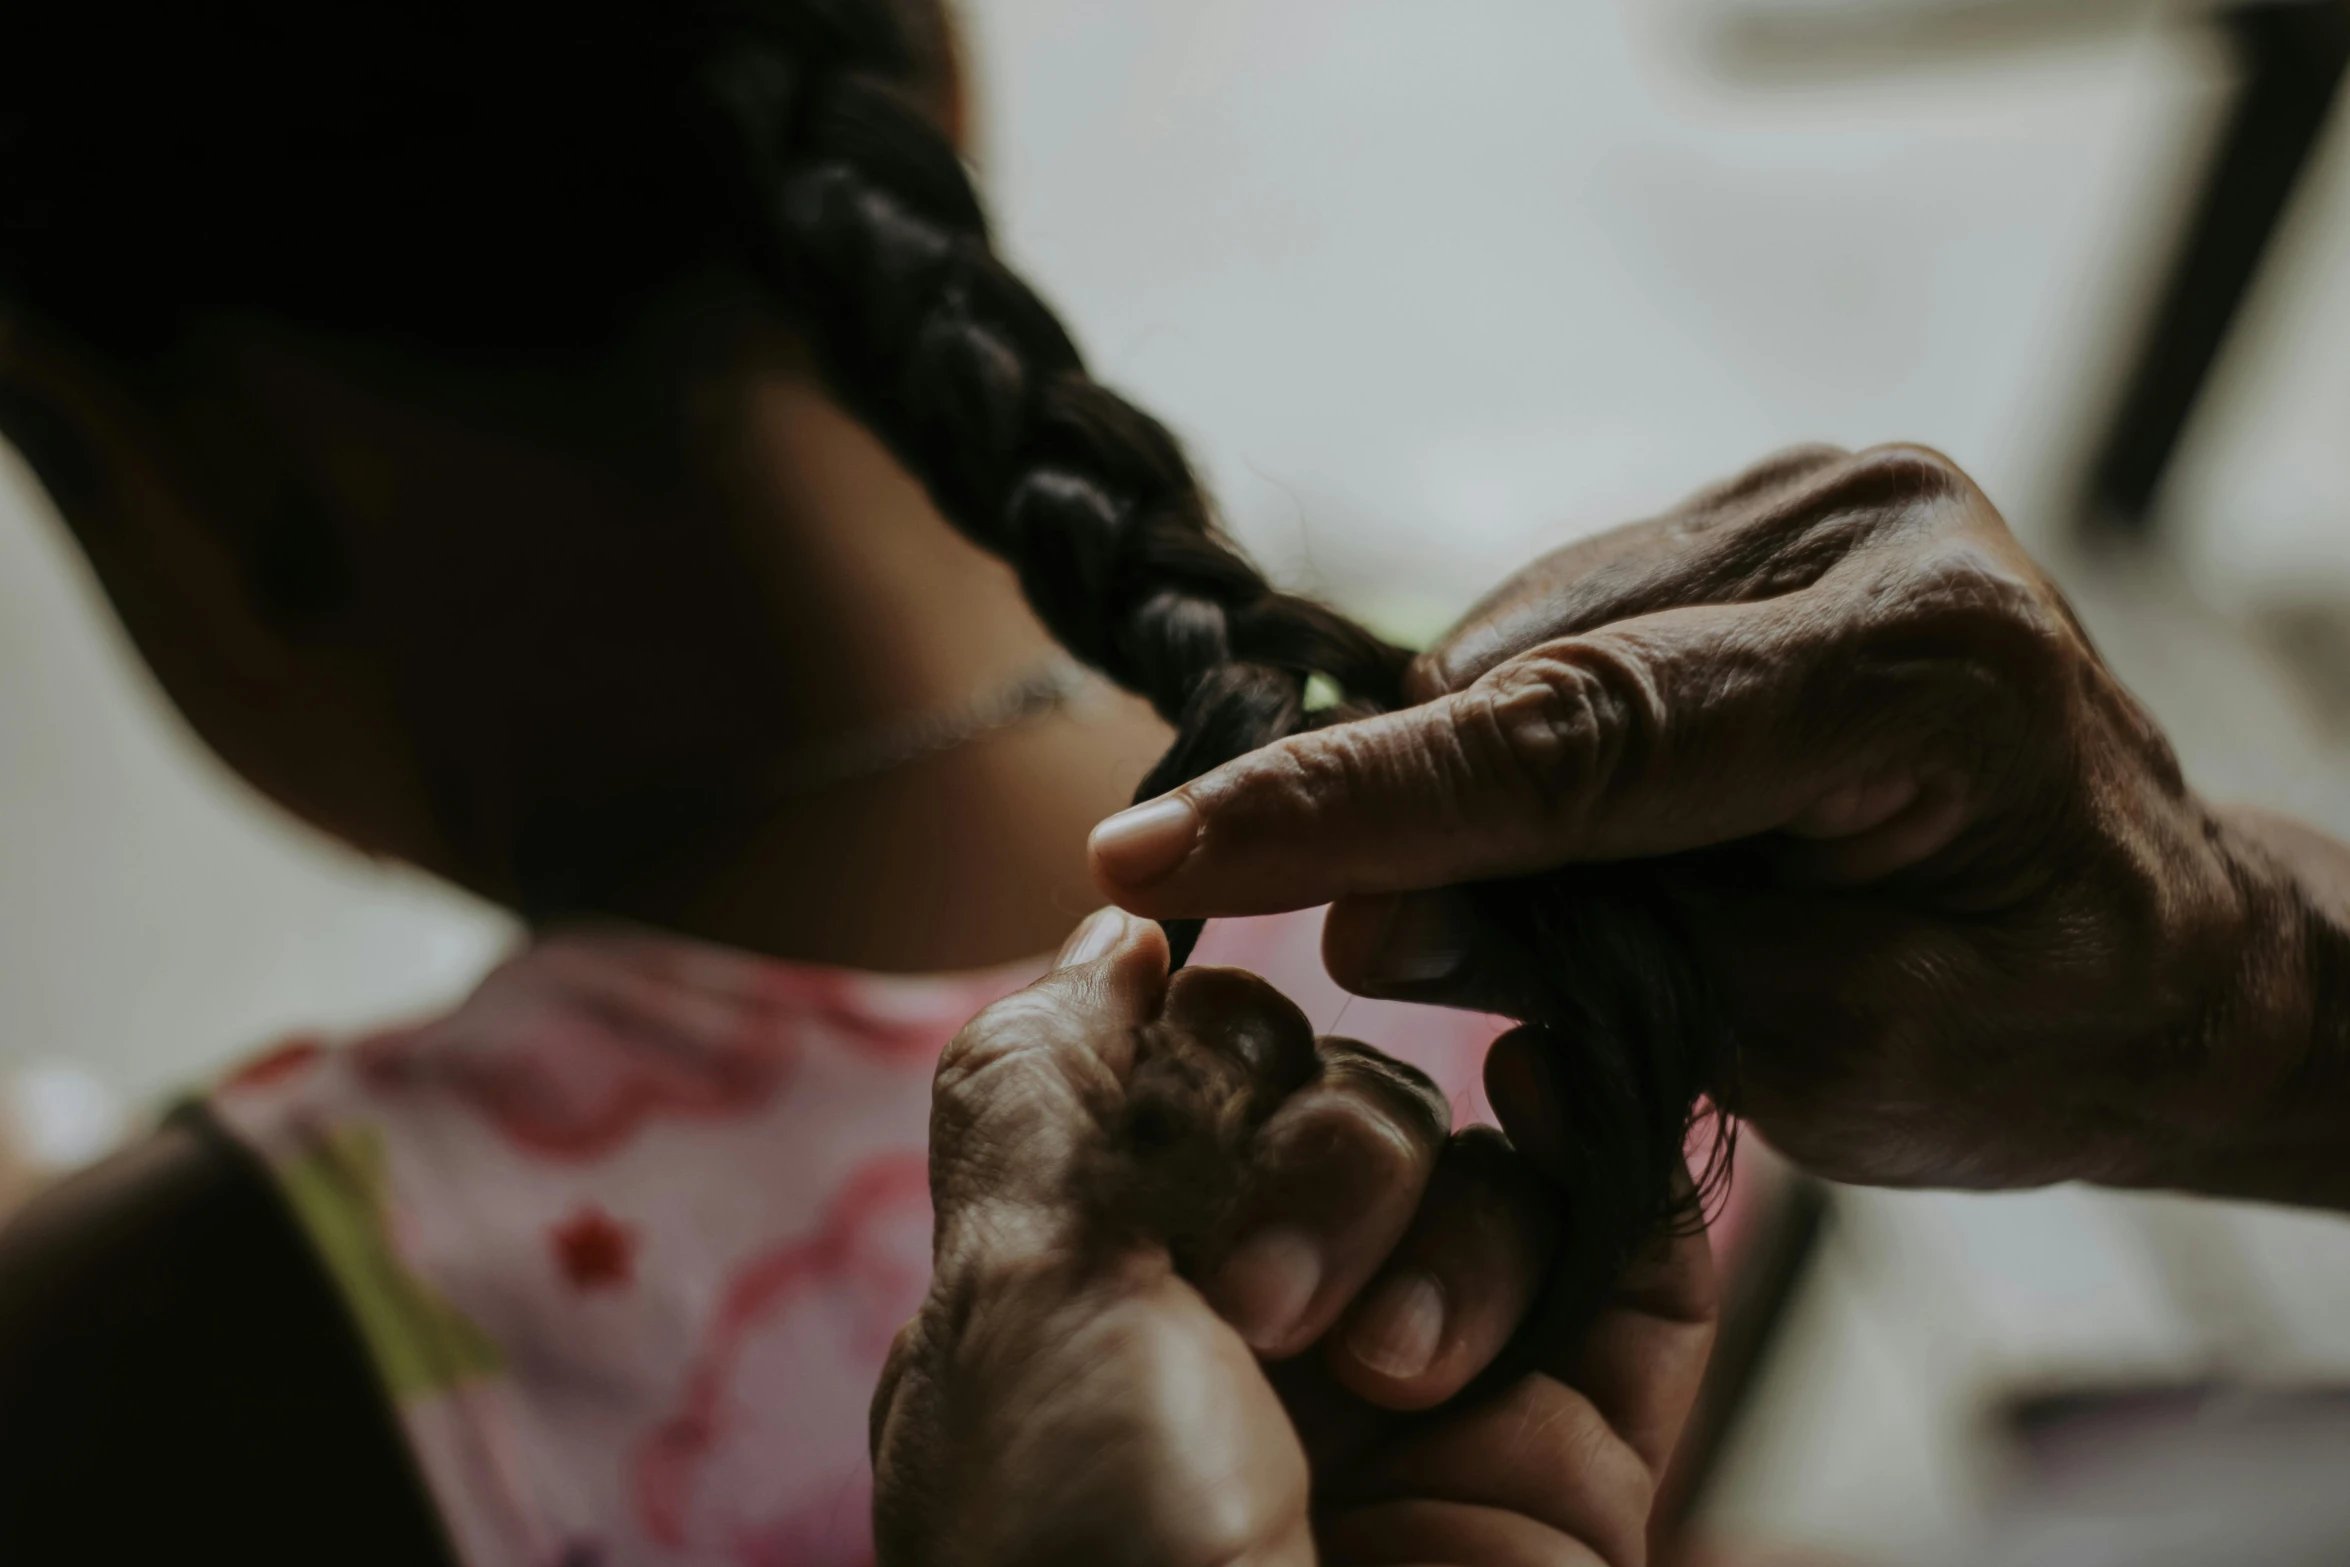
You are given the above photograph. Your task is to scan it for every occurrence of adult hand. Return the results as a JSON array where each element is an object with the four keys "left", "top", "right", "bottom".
[
  {"left": 1088, "top": 446, "right": 2342, "bottom": 1204},
  {"left": 871, "top": 908, "right": 1717, "bottom": 1566}
]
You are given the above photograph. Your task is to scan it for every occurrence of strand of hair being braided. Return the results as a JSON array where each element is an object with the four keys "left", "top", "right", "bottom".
[{"left": 699, "top": 1, "right": 1730, "bottom": 1341}]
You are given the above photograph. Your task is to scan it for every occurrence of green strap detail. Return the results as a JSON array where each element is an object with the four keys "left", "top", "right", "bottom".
[{"left": 274, "top": 1122, "right": 506, "bottom": 1399}]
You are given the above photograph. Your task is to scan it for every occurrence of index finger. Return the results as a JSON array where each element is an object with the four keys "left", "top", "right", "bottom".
[{"left": 1091, "top": 585, "right": 1973, "bottom": 919}]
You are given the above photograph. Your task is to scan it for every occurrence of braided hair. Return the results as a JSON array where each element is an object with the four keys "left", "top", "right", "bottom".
[{"left": 0, "top": 0, "right": 1724, "bottom": 1335}]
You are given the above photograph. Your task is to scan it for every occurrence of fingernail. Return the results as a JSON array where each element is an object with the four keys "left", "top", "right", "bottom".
[
  {"left": 1055, "top": 907, "right": 1131, "bottom": 969},
  {"left": 1217, "top": 1226, "right": 1322, "bottom": 1353},
  {"left": 1367, "top": 892, "right": 1471, "bottom": 988},
  {"left": 1346, "top": 1270, "right": 1446, "bottom": 1380},
  {"left": 1089, "top": 795, "right": 1199, "bottom": 888}
]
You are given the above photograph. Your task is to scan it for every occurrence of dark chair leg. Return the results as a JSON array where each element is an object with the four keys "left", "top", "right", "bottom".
[{"left": 2083, "top": 1, "right": 2350, "bottom": 536}]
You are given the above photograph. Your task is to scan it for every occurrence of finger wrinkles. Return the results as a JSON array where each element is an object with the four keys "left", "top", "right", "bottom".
[
  {"left": 932, "top": 1000, "right": 1123, "bottom": 1210},
  {"left": 1810, "top": 545, "right": 2075, "bottom": 845},
  {"left": 1203, "top": 718, "right": 1431, "bottom": 884},
  {"left": 1667, "top": 445, "right": 1973, "bottom": 614},
  {"left": 1220, "top": 703, "right": 1511, "bottom": 898},
  {"left": 928, "top": 1198, "right": 1092, "bottom": 1305},
  {"left": 1688, "top": 443, "right": 1957, "bottom": 561},
  {"left": 1706, "top": 508, "right": 1881, "bottom": 604},
  {"left": 934, "top": 1006, "right": 1115, "bottom": 1130},
  {"left": 1468, "top": 643, "right": 1655, "bottom": 835},
  {"left": 1313, "top": 1044, "right": 1452, "bottom": 1150}
]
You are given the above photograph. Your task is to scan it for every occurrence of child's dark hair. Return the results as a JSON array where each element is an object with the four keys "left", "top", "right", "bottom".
[{"left": 0, "top": 0, "right": 1726, "bottom": 1337}]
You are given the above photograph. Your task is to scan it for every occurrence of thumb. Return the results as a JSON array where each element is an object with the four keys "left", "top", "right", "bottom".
[
  {"left": 1088, "top": 595, "right": 1973, "bottom": 919},
  {"left": 926, "top": 909, "right": 1169, "bottom": 1263}
]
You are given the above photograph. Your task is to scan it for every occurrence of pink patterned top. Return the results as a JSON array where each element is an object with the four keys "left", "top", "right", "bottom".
[{"left": 208, "top": 909, "right": 1509, "bottom": 1567}]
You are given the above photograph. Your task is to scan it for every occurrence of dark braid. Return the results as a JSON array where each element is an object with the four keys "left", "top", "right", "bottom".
[
  {"left": 698, "top": 5, "right": 1730, "bottom": 1332},
  {"left": 692, "top": 13, "right": 1412, "bottom": 965}
]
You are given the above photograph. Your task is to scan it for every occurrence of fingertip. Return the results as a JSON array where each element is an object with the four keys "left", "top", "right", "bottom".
[
  {"left": 1097, "top": 910, "right": 1172, "bottom": 997},
  {"left": 1483, "top": 1031, "right": 1569, "bottom": 1179},
  {"left": 1048, "top": 909, "right": 1171, "bottom": 1033},
  {"left": 1054, "top": 906, "right": 1127, "bottom": 968},
  {"left": 1087, "top": 793, "right": 1200, "bottom": 893},
  {"left": 1321, "top": 894, "right": 1398, "bottom": 994},
  {"left": 1333, "top": 1269, "right": 1451, "bottom": 1405}
]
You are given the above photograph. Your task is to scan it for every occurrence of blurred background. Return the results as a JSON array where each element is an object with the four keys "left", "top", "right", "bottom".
[{"left": 5, "top": 0, "right": 2350, "bottom": 1559}]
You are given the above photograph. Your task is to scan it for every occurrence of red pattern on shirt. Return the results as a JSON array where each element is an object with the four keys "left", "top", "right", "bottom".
[
  {"left": 634, "top": 1156, "right": 932, "bottom": 1558},
  {"left": 551, "top": 1204, "right": 638, "bottom": 1291}
]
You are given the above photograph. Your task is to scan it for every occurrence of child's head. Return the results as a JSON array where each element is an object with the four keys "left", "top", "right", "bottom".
[{"left": 0, "top": 0, "right": 1405, "bottom": 922}]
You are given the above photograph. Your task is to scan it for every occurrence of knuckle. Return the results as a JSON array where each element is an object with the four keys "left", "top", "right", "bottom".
[
  {"left": 1878, "top": 544, "right": 2077, "bottom": 712},
  {"left": 1674, "top": 444, "right": 1981, "bottom": 578},
  {"left": 1466, "top": 645, "right": 1651, "bottom": 814},
  {"left": 936, "top": 991, "right": 1051, "bottom": 1085},
  {"left": 1313, "top": 1042, "right": 1454, "bottom": 1155},
  {"left": 1700, "top": 444, "right": 1979, "bottom": 598},
  {"left": 1161, "top": 966, "right": 1318, "bottom": 1093}
]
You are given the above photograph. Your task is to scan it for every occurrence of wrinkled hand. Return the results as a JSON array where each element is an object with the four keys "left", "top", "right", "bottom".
[
  {"left": 1089, "top": 446, "right": 2323, "bottom": 1198},
  {"left": 871, "top": 909, "right": 1716, "bottom": 1566}
]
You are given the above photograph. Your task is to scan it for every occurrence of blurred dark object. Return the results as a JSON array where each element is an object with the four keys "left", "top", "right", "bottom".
[
  {"left": 1983, "top": 1379, "right": 2350, "bottom": 1565},
  {"left": 2084, "top": 1, "right": 2350, "bottom": 536},
  {"left": 1700, "top": 0, "right": 2168, "bottom": 80},
  {"left": 0, "top": 1111, "right": 452, "bottom": 1565}
]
